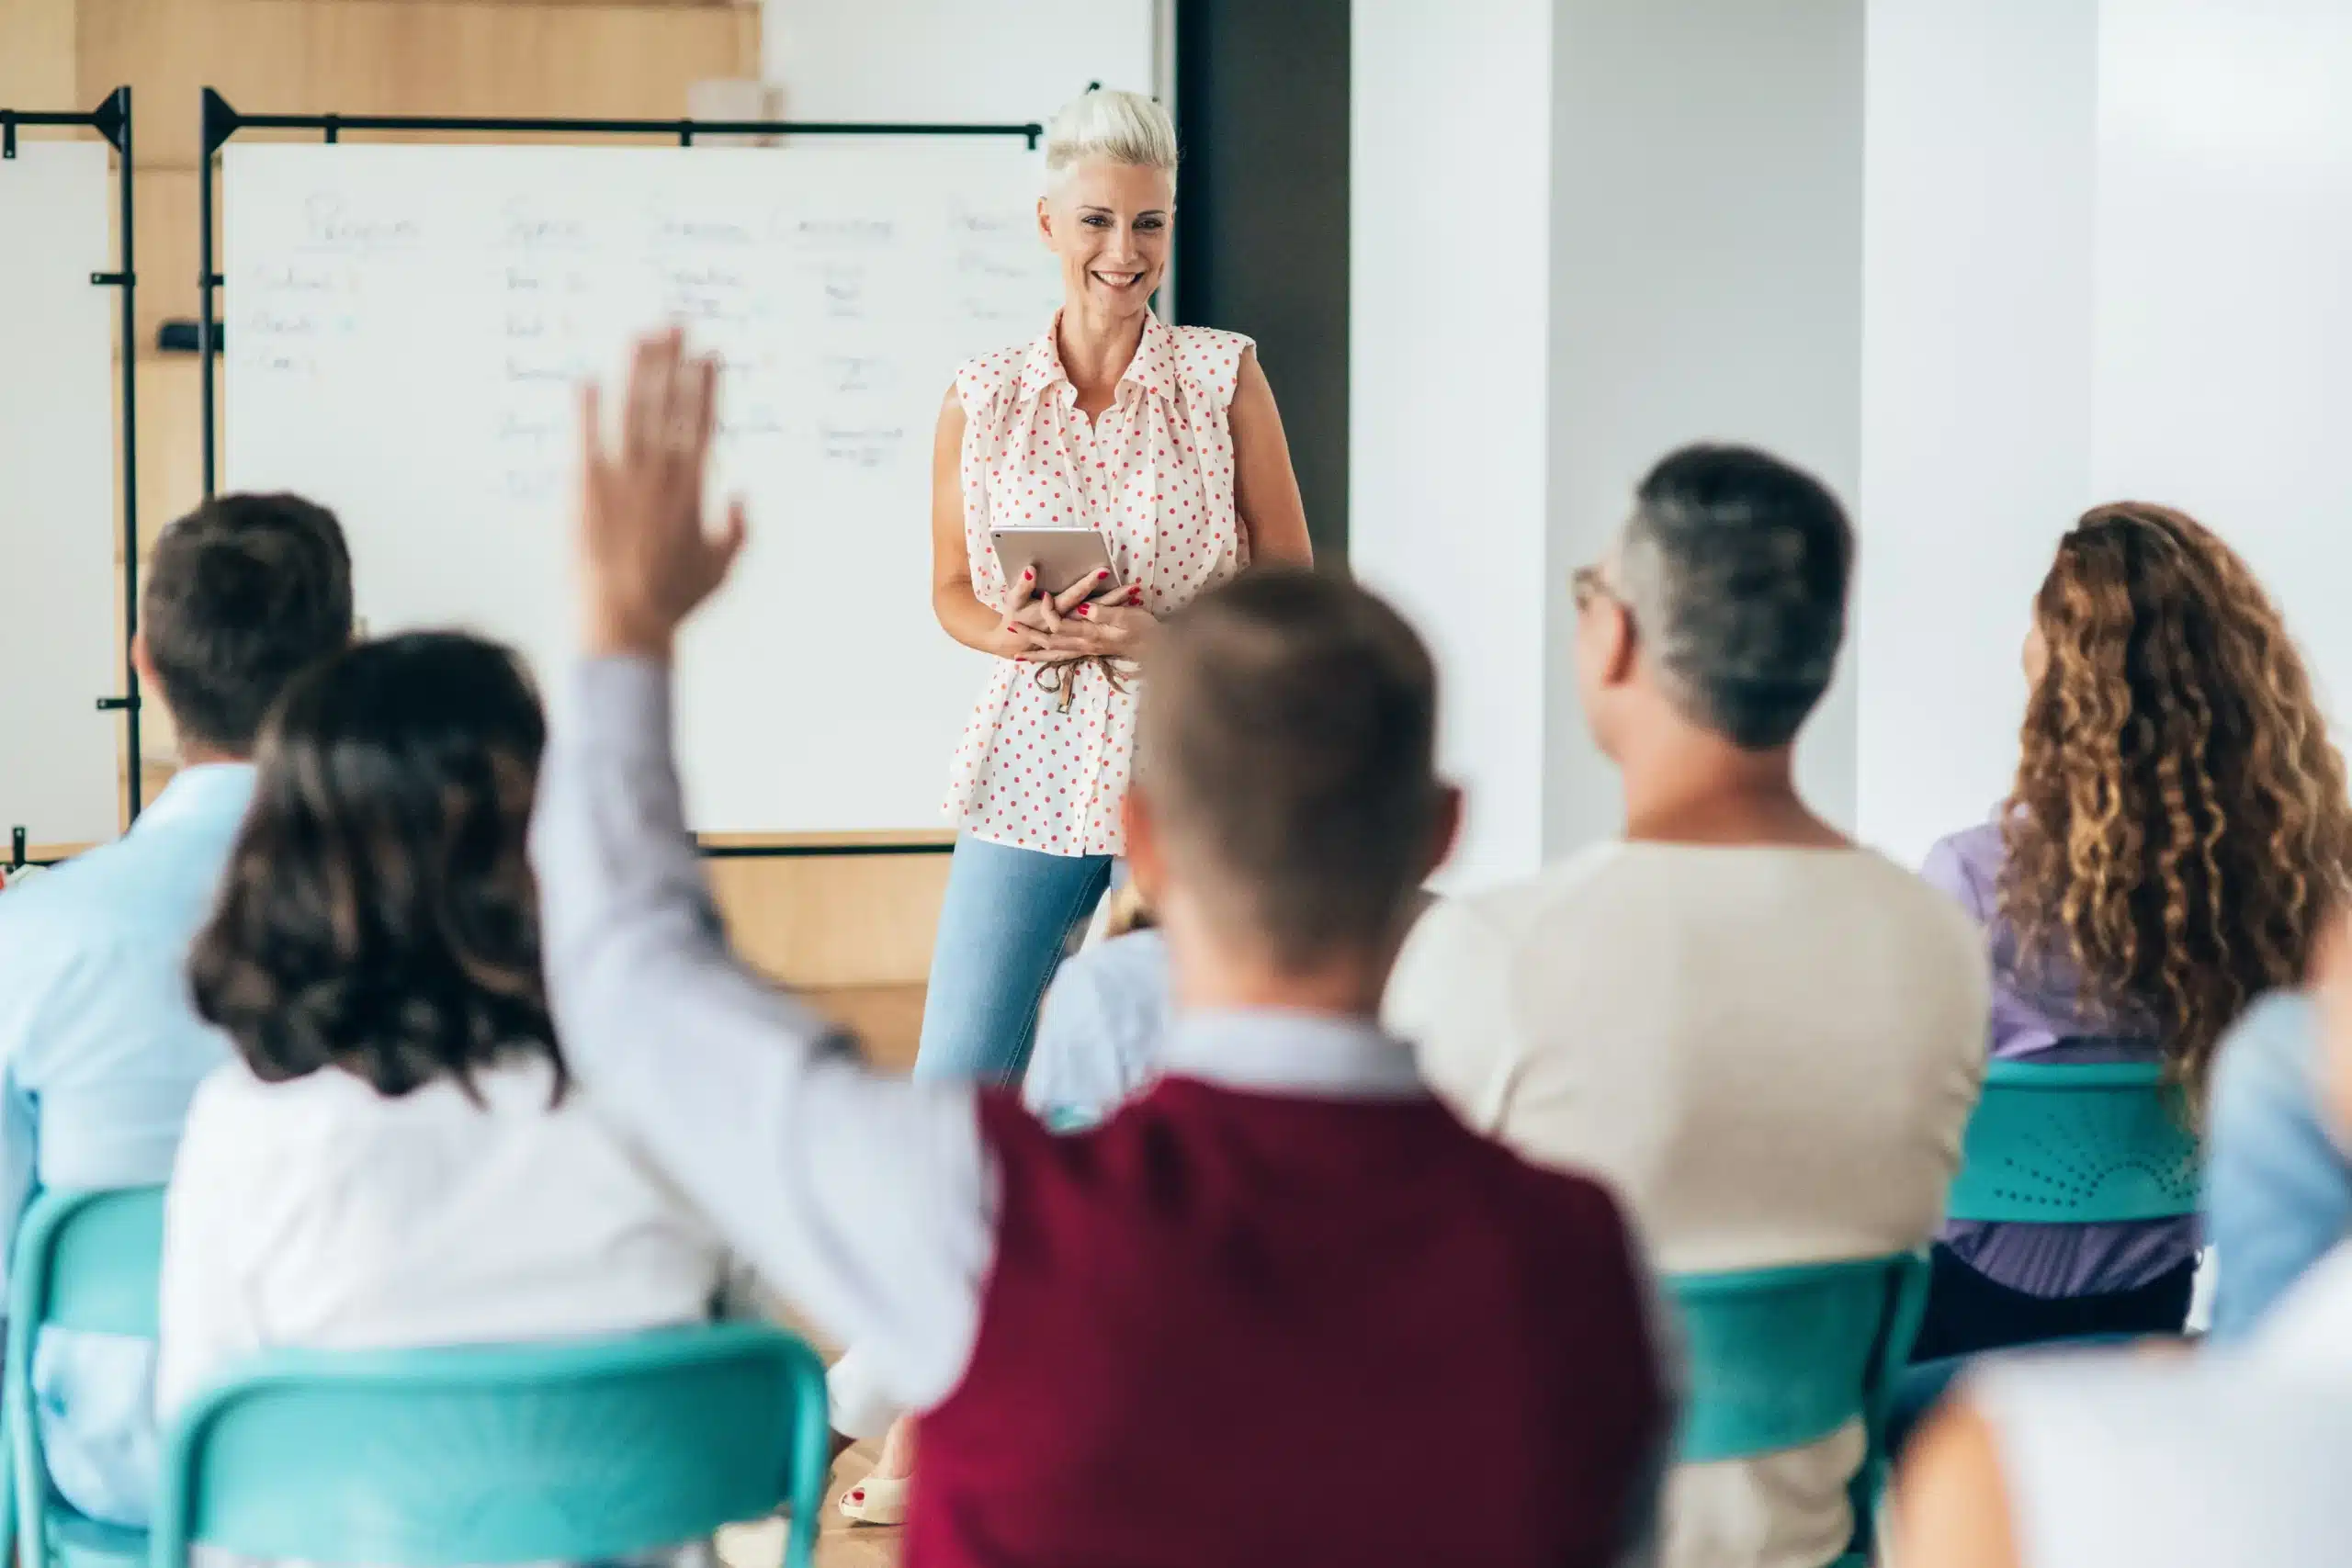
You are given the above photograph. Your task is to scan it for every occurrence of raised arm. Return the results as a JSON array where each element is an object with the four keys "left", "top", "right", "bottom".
[
  {"left": 533, "top": 332, "right": 995, "bottom": 1422},
  {"left": 1230, "top": 346, "right": 1313, "bottom": 568}
]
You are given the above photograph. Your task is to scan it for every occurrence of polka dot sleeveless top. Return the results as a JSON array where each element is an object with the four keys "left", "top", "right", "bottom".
[{"left": 944, "top": 312, "right": 1251, "bottom": 858}]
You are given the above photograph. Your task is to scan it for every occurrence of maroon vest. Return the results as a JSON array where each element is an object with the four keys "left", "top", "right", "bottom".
[{"left": 908, "top": 1080, "right": 1667, "bottom": 1568}]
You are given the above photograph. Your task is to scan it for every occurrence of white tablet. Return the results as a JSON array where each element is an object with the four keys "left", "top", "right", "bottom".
[{"left": 990, "top": 528, "right": 1115, "bottom": 597}]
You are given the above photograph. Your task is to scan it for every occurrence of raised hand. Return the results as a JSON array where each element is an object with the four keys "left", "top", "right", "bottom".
[{"left": 577, "top": 327, "right": 748, "bottom": 660}]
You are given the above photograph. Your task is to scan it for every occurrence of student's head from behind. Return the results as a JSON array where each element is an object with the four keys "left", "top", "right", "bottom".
[
  {"left": 1122, "top": 569, "right": 1459, "bottom": 1006},
  {"left": 1574, "top": 444, "right": 1851, "bottom": 763},
  {"left": 188, "top": 632, "right": 560, "bottom": 1101},
  {"left": 138, "top": 493, "right": 354, "bottom": 762},
  {"left": 2002, "top": 502, "right": 2352, "bottom": 1100}
]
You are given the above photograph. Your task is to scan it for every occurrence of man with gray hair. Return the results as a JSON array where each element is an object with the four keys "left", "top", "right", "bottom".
[{"left": 1385, "top": 443, "right": 1991, "bottom": 1568}]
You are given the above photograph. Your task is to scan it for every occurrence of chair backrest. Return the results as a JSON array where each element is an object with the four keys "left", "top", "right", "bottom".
[
  {"left": 1668, "top": 1251, "right": 1928, "bottom": 1558},
  {"left": 1945, "top": 1061, "right": 2201, "bottom": 1224},
  {"left": 150, "top": 1322, "right": 831, "bottom": 1568},
  {"left": 5, "top": 1187, "right": 166, "bottom": 1561},
  {"left": 1669, "top": 1252, "right": 1928, "bottom": 1463}
]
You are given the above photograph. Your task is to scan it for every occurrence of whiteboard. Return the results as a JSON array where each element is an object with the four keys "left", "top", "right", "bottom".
[
  {"left": 0, "top": 141, "right": 121, "bottom": 850},
  {"left": 223, "top": 142, "right": 1061, "bottom": 835}
]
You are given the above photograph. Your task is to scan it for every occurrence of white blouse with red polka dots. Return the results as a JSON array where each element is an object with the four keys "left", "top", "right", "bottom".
[{"left": 944, "top": 311, "right": 1252, "bottom": 858}]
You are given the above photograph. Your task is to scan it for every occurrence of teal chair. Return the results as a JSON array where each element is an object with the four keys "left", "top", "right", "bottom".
[
  {"left": 1668, "top": 1252, "right": 1930, "bottom": 1568},
  {"left": 6, "top": 1186, "right": 167, "bottom": 1568},
  {"left": 1946, "top": 1061, "right": 2201, "bottom": 1224},
  {"left": 150, "top": 1321, "right": 832, "bottom": 1568}
]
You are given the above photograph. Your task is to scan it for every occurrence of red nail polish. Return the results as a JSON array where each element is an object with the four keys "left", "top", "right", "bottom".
[
  {"left": 1076, "top": 605, "right": 1091, "bottom": 616},
  {"left": 1095, "top": 569, "right": 1109, "bottom": 580}
]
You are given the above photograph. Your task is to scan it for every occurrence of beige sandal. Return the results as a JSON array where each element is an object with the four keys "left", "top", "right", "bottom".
[{"left": 836, "top": 1472, "right": 910, "bottom": 1527}]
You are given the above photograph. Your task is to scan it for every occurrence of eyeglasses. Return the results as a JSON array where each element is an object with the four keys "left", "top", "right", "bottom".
[{"left": 1571, "top": 564, "right": 1617, "bottom": 613}]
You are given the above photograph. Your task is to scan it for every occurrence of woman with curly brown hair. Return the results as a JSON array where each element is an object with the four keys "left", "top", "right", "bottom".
[
  {"left": 157, "top": 633, "right": 740, "bottom": 1447},
  {"left": 1917, "top": 502, "right": 2352, "bottom": 1359}
]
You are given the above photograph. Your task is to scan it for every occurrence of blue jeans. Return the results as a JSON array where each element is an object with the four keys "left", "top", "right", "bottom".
[
  {"left": 2204, "top": 991, "right": 2352, "bottom": 1341},
  {"left": 912, "top": 836, "right": 1113, "bottom": 1086}
]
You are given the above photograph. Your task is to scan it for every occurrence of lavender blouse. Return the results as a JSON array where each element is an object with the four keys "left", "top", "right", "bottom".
[{"left": 1921, "top": 822, "right": 2199, "bottom": 1297}]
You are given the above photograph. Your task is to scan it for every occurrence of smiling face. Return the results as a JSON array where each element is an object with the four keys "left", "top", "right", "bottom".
[{"left": 1038, "top": 160, "right": 1172, "bottom": 321}]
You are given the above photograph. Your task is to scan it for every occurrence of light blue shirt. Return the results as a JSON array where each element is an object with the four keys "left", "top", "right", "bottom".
[
  {"left": 0, "top": 763, "right": 252, "bottom": 1528},
  {"left": 1021, "top": 929, "right": 1171, "bottom": 1130}
]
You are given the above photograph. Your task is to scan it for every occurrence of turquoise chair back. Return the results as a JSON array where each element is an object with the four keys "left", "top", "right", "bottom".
[
  {"left": 6, "top": 1186, "right": 167, "bottom": 1568},
  {"left": 1668, "top": 1252, "right": 1928, "bottom": 1564},
  {"left": 1945, "top": 1061, "right": 2200, "bottom": 1224},
  {"left": 150, "top": 1321, "right": 831, "bottom": 1568}
]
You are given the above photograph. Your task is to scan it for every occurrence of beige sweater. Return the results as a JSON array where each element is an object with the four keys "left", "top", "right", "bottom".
[{"left": 1385, "top": 841, "right": 1989, "bottom": 1568}]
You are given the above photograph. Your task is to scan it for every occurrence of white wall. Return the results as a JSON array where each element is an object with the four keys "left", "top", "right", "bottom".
[
  {"left": 1351, "top": 0, "right": 1557, "bottom": 889},
  {"left": 2090, "top": 0, "right": 2352, "bottom": 728},
  {"left": 1548, "top": 0, "right": 1864, "bottom": 851},
  {"left": 1353, "top": 0, "right": 1864, "bottom": 888},
  {"left": 762, "top": 1, "right": 1157, "bottom": 124},
  {"left": 1859, "top": 0, "right": 2352, "bottom": 867},
  {"left": 1857, "top": 0, "right": 2098, "bottom": 867}
]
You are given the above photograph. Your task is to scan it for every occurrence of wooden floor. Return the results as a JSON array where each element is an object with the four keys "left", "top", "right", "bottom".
[{"left": 717, "top": 1444, "right": 902, "bottom": 1568}]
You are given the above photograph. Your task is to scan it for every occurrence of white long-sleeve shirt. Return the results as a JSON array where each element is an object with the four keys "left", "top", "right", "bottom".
[{"left": 158, "top": 1055, "right": 734, "bottom": 1419}]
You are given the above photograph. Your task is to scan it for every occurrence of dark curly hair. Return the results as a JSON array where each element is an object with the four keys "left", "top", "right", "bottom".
[
  {"left": 189, "top": 632, "right": 562, "bottom": 1101},
  {"left": 1999, "top": 502, "right": 2352, "bottom": 1103}
]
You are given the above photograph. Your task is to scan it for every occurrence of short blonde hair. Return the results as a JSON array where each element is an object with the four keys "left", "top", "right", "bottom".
[{"left": 1044, "top": 88, "right": 1178, "bottom": 192}]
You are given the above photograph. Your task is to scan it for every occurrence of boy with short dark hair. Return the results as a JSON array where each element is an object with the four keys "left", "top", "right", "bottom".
[
  {"left": 0, "top": 492, "right": 353, "bottom": 1527},
  {"left": 533, "top": 332, "right": 1670, "bottom": 1567}
]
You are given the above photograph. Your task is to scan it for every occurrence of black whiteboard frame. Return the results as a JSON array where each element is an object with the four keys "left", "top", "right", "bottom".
[
  {"left": 0, "top": 86, "right": 145, "bottom": 842},
  {"left": 196, "top": 88, "right": 1044, "bottom": 862}
]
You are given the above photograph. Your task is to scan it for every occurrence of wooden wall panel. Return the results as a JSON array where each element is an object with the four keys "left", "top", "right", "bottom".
[
  {"left": 132, "top": 342, "right": 215, "bottom": 552},
  {"left": 708, "top": 852, "right": 952, "bottom": 988},
  {"left": 80, "top": 0, "right": 761, "bottom": 166},
  {"left": 806, "top": 984, "right": 924, "bottom": 1074},
  {"left": 130, "top": 169, "right": 200, "bottom": 352},
  {"left": 0, "top": 0, "right": 77, "bottom": 108}
]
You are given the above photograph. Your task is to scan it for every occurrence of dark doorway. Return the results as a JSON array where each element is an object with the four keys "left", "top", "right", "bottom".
[{"left": 1175, "top": 0, "right": 1351, "bottom": 559}]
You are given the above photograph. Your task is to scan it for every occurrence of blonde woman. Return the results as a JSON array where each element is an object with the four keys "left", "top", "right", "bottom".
[
  {"left": 845, "top": 86, "right": 1312, "bottom": 1524},
  {"left": 918, "top": 86, "right": 1311, "bottom": 1089}
]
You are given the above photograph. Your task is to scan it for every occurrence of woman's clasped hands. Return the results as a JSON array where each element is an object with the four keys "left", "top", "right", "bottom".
[{"left": 997, "top": 567, "right": 1155, "bottom": 664}]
